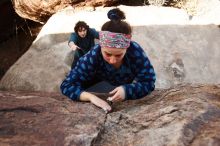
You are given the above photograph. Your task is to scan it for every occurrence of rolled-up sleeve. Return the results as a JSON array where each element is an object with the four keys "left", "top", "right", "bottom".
[{"left": 68, "top": 33, "right": 77, "bottom": 44}]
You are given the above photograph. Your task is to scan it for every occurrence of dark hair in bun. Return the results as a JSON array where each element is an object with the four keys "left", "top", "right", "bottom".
[
  {"left": 102, "top": 8, "right": 132, "bottom": 34},
  {"left": 107, "top": 8, "right": 126, "bottom": 21}
]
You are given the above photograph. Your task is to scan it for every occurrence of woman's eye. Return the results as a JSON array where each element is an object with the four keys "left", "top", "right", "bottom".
[
  {"left": 106, "top": 53, "right": 111, "bottom": 57},
  {"left": 115, "top": 55, "right": 122, "bottom": 58}
]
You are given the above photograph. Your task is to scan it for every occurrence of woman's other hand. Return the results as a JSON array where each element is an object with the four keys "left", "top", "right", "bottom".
[{"left": 108, "top": 86, "right": 125, "bottom": 102}]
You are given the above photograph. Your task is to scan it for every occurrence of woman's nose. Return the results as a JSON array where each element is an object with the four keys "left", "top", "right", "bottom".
[{"left": 109, "top": 57, "right": 116, "bottom": 64}]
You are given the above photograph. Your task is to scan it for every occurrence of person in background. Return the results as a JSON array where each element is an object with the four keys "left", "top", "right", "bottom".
[
  {"left": 61, "top": 8, "right": 156, "bottom": 113},
  {"left": 68, "top": 21, "right": 99, "bottom": 68}
]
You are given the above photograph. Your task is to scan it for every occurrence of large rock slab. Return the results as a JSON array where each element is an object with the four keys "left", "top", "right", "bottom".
[
  {"left": 0, "top": 6, "right": 219, "bottom": 92},
  {"left": 0, "top": 84, "right": 220, "bottom": 145},
  {"left": 132, "top": 25, "right": 220, "bottom": 88}
]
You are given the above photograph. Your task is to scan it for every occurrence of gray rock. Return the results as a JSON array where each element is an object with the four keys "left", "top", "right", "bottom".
[{"left": 132, "top": 25, "right": 220, "bottom": 88}]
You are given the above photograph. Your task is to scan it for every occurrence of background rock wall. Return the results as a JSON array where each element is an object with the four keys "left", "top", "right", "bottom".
[{"left": 0, "top": 5, "right": 220, "bottom": 92}]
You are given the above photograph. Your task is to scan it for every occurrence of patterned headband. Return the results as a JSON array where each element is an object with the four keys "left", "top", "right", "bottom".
[{"left": 99, "top": 31, "right": 131, "bottom": 49}]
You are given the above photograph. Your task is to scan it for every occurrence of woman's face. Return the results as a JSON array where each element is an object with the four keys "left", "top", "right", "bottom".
[
  {"left": 77, "top": 27, "right": 87, "bottom": 38},
  {"left": 101, "top": 47, "right": 127, "bottom": 68}
]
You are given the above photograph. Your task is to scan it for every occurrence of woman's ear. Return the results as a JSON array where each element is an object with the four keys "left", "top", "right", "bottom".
[{"left": 126, "top": 34, "right": 132, "bottom": 39}]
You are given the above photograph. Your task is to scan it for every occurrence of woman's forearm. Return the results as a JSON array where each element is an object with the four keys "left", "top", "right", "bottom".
[
  {"left": 79, "top": 91, "right": 96, "bottom": 101},
  {"left": 80, "top": 91, "right": 112, "bottom": 112}
]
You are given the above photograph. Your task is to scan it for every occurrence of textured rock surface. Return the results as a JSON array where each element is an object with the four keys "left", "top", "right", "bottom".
[
  {"left": 0, "top": 84, "right": 220, "bottom": 145},
  {"left": 132, "top": 25, "right": 220, "bottom": 88},
  {"left": 0, "top": 6, "right": 219, "bottom": 92},
  {"left": 13, "top": 0, "right": 119, "bottom": 23},
  {"left": 0, "top": 91, "right": 106, "bottom": 146},
  {"left": 13, "top": 0, "right": 220, "bottom": 23}
]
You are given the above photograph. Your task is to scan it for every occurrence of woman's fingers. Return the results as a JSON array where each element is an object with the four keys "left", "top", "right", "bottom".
[
  {"left": 109, "top": 87, "right": 118, "bottom": 95},
  {"left": 108, "top": 87, "right": 120, "bottom": 101},
  {"left": 90, "top": 96, "right": 112, "bottom": 112},
  {"left": 110, "top": 92, "right": 122, "bottom": 102}
]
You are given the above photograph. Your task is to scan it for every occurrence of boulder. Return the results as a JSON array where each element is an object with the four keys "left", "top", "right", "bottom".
[
  {"left": 12, "top": 0, "right": 220, "bottom": 23},
  {"left": 0, "top": 6, "right": 220, "bottom": 92},
  {"left": 0, "top": 84, "right": 220, "bottom": 145},
  {"left": 13, "top": 0, "right": 119, "bottom": 23}
]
